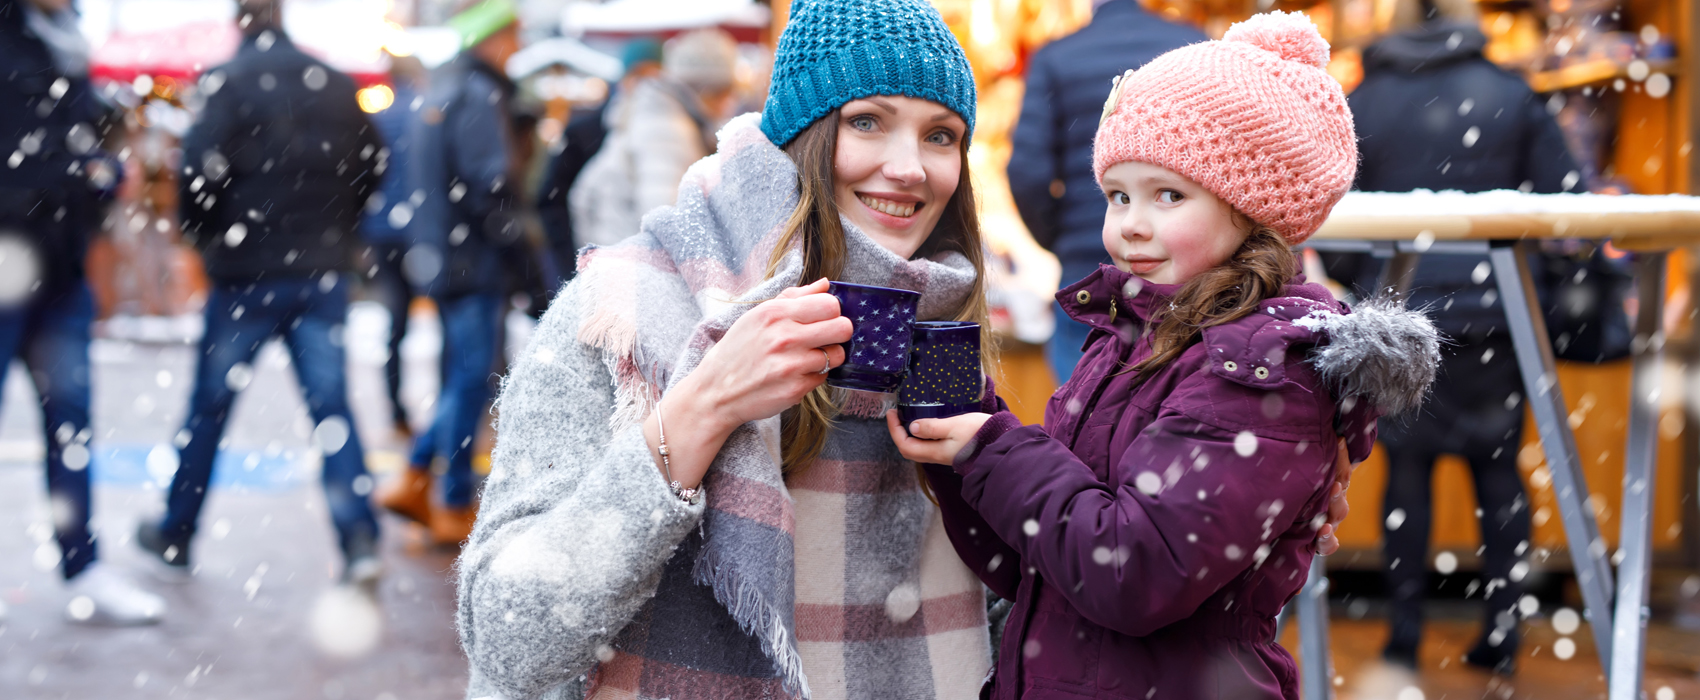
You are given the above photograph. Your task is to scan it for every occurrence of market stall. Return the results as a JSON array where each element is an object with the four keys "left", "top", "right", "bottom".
[{"left": 1304, "top": 190, "right": 1700, "bottom": 700}]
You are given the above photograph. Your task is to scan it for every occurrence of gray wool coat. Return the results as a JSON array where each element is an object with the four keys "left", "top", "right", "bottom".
[{"left": 458, "top": 280, "right": 705, "bottom": 700}]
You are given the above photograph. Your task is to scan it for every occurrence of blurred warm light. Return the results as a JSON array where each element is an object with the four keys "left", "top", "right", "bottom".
[
  {"left": 383, "top": 21, "right": 415, "bottom": 57},
  {"left": 151, "top": 76, "right": 178, "bottom": 101},
  {"left": 1327, "top": 49, "right": 1363, "bottom": 93},
  {"left": 357, "top": 84, "right": 395, "bottom": 113}
]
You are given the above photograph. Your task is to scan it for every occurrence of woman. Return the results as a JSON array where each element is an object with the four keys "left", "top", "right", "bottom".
[
  {"left": 458, "top": 1, "right": 992, "bottom": 698},
  {"left": 458, "top": 1, "right": 1356, "bottom": 697}
]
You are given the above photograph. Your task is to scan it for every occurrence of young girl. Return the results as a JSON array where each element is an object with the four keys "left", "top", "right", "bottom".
[{"left": 890, "top": 13, "right": 1441, "bottom": 700}]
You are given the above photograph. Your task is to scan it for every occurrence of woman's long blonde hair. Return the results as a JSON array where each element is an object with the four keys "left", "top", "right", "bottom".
[{"left": 765, "top": 108, "right": 994, "bottom": 478}]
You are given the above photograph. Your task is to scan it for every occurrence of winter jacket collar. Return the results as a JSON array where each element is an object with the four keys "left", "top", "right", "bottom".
[
  {"left": 1057, "top": 263, "right": 1440, "bottom": 416},
  {"left": 1363, "top": 21, "right": 1488, "bottom": 72}
]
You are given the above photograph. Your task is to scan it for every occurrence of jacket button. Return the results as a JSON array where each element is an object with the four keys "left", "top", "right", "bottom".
[
  {"left": 1223, "top": 361, "right": 1237, "bottom": 372},
  {"left": 1254, "top": 366, "right": 1270, "bottom": 379},
  {"left": 1076, "top": 290, "right": 1092, "bottom": 305}
]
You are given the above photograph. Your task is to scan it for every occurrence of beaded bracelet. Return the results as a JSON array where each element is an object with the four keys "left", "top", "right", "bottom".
[{"left": 655, "top": 400, "right": 702, "bottom": 506}]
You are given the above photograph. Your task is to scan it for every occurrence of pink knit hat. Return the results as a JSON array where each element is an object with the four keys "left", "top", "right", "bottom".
[{"left": 1092, "top": 11, "right": 1357, "bottom": 244}]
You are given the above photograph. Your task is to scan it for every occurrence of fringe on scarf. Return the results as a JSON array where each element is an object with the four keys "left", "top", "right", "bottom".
[{"left": 693, "top": 544, "right": 811, "bottom": 697}]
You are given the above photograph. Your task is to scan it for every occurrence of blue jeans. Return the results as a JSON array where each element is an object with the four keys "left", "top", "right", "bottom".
[
  {"left": 163, "top": 277, "right": 379, "bottom": 557},
  {"left": 0, "top": 283, "right": 96, "bottom": 579},
  {"left": 1046, "top": 302, "right": 1092, "bottom": 385},
  {"left": 407, "top": 292, "right": 500, "bottom": 507}
]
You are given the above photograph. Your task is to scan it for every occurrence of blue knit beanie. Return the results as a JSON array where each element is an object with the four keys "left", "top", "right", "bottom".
[{"left": 761, "top": 0, "right": 977, "bottom": 147}]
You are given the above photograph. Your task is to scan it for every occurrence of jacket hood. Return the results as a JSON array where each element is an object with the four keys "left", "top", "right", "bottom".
[
  {"left": 1294, "top": 297, "right": 1442, "bottom": 415},
  {"left": 1363, "top": 22, "right": 1487, "bottom": 72},
  {"left": 1061, "top": 265, "right": 1441, "bottom": 415}
]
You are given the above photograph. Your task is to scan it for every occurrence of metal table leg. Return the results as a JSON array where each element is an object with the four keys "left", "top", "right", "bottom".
[
  {"left": 1488, "top": 241, "right": 1616, "bottom": 663},
  {"left": 1609, "top": 252, "right": 1665, "bottom": 700},
  {"left": 1292, "top": 246, "right": 1422, "bottom": 699},
  {"left": 1297, "top": 556, "right": 1332, "bottom": 700}
]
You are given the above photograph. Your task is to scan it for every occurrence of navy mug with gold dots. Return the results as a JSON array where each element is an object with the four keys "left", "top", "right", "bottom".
[
  {"left": 897, "top": 321, "right": 982, "bottom": 426},
  {"left": 826, "top": 281, "right": 922, "bottom": 393}
]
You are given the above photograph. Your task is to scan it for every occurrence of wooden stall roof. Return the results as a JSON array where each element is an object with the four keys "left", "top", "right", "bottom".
[{"left": 1312, "top": 190, "right": 1700, "bottom": 250}]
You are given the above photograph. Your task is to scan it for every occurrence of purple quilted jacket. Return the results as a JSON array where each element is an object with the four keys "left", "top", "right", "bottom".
[{"left": 928, "top": 265, "right": 1438, "bottom": 700}]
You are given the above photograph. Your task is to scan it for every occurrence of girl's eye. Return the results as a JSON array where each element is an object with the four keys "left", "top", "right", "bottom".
[
  {"left": 1157, "top": 189, "right": 1185, "bottom": 204},
  {"left": 1109, "top": 192, "right": 1130, "bottom": 205},
  {"left": 848, "top": 115, "right": 876, "bottom": 131}
]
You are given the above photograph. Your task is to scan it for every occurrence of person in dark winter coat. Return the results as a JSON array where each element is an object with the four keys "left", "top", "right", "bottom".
[
  {"left": 359, "top": 55, "right": 427, "bottom": 438},
  {"left": 1006, "top": 0, "right": 1204, "bottom": 383},
  {"left": 891, "top": 15, "right": 1439, "bottom": 699},
  {"left": 0, "top": 0, "right": 167, "bottom": 625},
  {"left": 139, "top": 0, "right": 384, "bottom": 587},
  {"left": 1323, "top": 0, "right": 1585, "bottom": 673},
  {"left": 374, "top": 0, "right": 523, "bottom": 547}
]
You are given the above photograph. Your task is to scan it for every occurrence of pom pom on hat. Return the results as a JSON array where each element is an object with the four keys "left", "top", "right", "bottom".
[
  {"left": 1221, "top": 10, "right": 1330, "bottom": 68},
  {"left": 1092, "top": 10, "right": 1356, "bottom": 245}
]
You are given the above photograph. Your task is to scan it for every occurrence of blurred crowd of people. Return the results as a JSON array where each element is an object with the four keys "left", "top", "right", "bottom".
[
  {"left": 0, "top": 0, "right": 753, "bottom": 626},
  {"left": 0, "top": 0, "right": 1638, "bottom": 685}
]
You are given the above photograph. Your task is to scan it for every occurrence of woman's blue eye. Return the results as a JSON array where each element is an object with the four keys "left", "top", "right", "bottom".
[
  {"left": 1158, "top": 190, "right": 1184, "bottom": 204},
  {"left": 849, "top": 115, "right": 876, "bottom": 131},
  {"left": 927, "top": 130, "right": 956, "bottom": 146}
]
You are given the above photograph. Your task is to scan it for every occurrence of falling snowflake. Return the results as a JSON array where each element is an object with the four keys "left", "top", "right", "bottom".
[
  {"left": 314, "top": 416, "right": 351, "bottom": 455},
  {"left": 1233, "top": 431, "right": 1257, "bottom": 457},
  {"left": 1135, "top": 472, "right": 1162, "bottom": 495},
  {"left": 309, "top": 586, "right": 383, "bottom": 658}
]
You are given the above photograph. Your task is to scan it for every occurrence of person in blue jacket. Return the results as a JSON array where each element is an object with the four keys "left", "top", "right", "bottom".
[
  {"left": 1005, "top": 0, "right": 1203, "bottom": 383},
  {"left": 358, "top": 55, "right": 427, "bottom": 439},
  {"left": 375, "top": 0, "right": 523, "bottom": 547}
]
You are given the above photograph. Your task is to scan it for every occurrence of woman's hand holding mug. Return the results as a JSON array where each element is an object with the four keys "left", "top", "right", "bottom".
[{"left": 644, "top": 278, "right": 853, "bottom": 489}]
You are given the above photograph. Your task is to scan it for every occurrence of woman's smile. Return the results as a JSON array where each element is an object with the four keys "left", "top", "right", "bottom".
[{"left": 856, "top": 191, "right": 923, "bottom": 223}]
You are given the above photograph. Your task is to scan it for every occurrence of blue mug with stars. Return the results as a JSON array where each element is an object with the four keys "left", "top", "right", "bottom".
[
  {"left": 897, "top": 321, "right": 982, "bottom": 425},
  {"left": 826, "top": 281, "right": 922, "bottom": 393}
]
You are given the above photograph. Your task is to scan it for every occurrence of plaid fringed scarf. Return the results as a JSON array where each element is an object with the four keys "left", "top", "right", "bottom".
[{"left": 572, "top": 114, "right": 991, "bottom": 700}]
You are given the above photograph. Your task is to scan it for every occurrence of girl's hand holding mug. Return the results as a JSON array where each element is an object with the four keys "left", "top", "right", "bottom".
[
  {"left": 886, "top": 409, "right": 991, "bottom": 466},
  {"left": 887, "top": 408, "right": 1358, "bottom": 556}
]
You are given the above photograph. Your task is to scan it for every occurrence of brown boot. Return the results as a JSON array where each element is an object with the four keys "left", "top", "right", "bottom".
[
  {"left": 377, "top": 468, "right": 434, "bottom": 526},
  {"left": 429, "top": 505, "right": 477, "bottom": 547}
]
